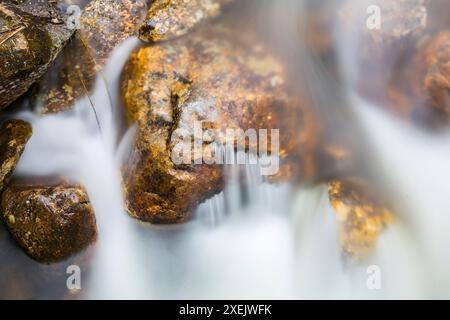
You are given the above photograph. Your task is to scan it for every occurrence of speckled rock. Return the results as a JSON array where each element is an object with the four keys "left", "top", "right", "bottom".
[
  {"left": 121, "top": 24, "right": 302, "bottom": 223},
  {"left": 139, "top": 0, "right": 233, "bottom": 42},
  {"left": 1, "top": 179, "right": 98, "bottom": 263},
  {"left": 0, "top": 119, "right": 32, "bottom": 193}
]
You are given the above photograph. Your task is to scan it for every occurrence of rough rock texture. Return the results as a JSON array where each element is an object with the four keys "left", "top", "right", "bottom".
[
  {"left": 1, "top": 179, "right": 98, "bottom": 263},
  {"left": 0, "top": 120, "right": 32, "bottom": 193},
  {"left": 139, "top": 0, "right": 233, "bottom": 42},
  {"left": 0, "top": 0, "right": 74, "bottom": 109},
  {"left": 80, "top": 0, "right": 146, "bottom": 61},
  {"left": 328, "top": 179, "right": 394, "bottom": 261},
  {"left": 121, "top": 25, "right": 302, "bottom": 223},
  {"left": 32, "top": 0, "right": 147, "bottom": 113}
]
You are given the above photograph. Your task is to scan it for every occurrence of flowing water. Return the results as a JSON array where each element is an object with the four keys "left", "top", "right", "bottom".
[{"left": 2, "top": 0, "right": 450, "bottom": 299}]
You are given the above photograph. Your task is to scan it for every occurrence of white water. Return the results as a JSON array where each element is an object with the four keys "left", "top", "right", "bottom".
[{"left": 4, "top": 3, "right": 450, "bottom": 298}]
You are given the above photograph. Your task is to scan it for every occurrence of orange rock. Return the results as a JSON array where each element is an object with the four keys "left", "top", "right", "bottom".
[{"left": 328, "top": 179, "right": 394, "bottom": 261}]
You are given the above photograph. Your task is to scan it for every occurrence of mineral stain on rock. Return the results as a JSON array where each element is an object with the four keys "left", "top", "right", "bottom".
[
  {"left": 0, "top": 119, "right": 32, "bottom": 193},
  {"left": 121, "top": 24, "right": 301, "bottom": 223},
  {"left": 0, "top": 0, "right": 74, "bottom": 109},
  {"left": 1, "top": 179, "right": 98, "bottom": 263}
]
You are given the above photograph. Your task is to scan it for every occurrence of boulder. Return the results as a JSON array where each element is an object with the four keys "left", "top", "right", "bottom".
[
  {"left": 139, "top": 0, "right": 233, "bottom": 42},
  {"left": 121, "top": 24, "right": 302, "bottom": 223},
  {"left": 1, "top": 178, "right": 98, "bottom": 263},
  {"left": 0, "top": 0, "right": 74, "bottom": 109}
]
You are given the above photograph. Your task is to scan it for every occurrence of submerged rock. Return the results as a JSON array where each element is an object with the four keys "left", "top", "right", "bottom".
[
  {"left": 0, "top": 0, "right": 74, "bottom": 109},
  {"left": 1, "top": 179, "right": 97, "bottom": 263},
  {"left": 121, "top": 25, "right": 301, "bottom": 223},
  {"left": 0, "top": 120, "right": 32, "bottom": 193},
  {"left": 139, "top": 0, "right": 233, "bottom": 42},
  {"left": 328, "top": 179, "right": 394, "bottom": 261}
]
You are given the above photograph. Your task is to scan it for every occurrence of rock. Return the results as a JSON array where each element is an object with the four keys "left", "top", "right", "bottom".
[
  {"left": 328, "top": 179, "right": 394, "bottom": 261},
  {"left": 1, "top": 178, "right": 98, "bottom": 263},
  {"left": 32, "top": 0, "right": 147, "bottom": 113},
  {"left": 0, "top": 0, "right": 74, "bottom": 109},
  {"left": 80, "top": 0, "right": 146, "bottom": 61},
  {"left": 139, "top": 0, "right": 233, "bottom": 42},
  {"left": 121, "top": 24, "right": 302, "bottom": 223},
  {"left": 0, "top": 120, "right": 32, "bottom": 193}
]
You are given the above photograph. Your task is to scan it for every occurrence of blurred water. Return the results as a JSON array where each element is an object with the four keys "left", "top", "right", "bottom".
[{"left": 2, "top": 0, "right": 450, "bottom": 300}]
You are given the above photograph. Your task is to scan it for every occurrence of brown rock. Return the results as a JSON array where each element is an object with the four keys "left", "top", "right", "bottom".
[
  {"left": 328, "top": 179, "right": 394, "bottom": 261},
  {"left": 1, "top": 179, "right": 98, "bottom": 263},
  {"left": 0, "top": 120, "right": 32, "bottom": 193},
  {"left": 121, "top": 24, "right": 302, "bottom": 223},
  {"left": 139, "top": 0, "right": 233, "bottom": 42},
  {"left": 32, "top": 0, "right": 147, "bottom": 113},
  {"left": 0, "top": 0, "right": 74, "bottom": 109},
  {"left": 80, "top": 0, "right": 147, "bottom": 61}
]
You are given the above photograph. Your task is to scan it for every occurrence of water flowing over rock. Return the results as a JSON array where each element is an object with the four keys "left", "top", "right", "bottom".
[
  {"left": 0, "top": 0, "right": 74, "bottom": 109},
  {"left": 0, "top": 119, "right": 32, "bottom": 193},
  {"left": 1, "top": 179, "right": 98, "bottom": 263},
  {"left": 121, "top": 24, "right": 302, "bottom": 223},
  {"left": 139, "top": 0, "right": 233, "bottom": 42}
]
